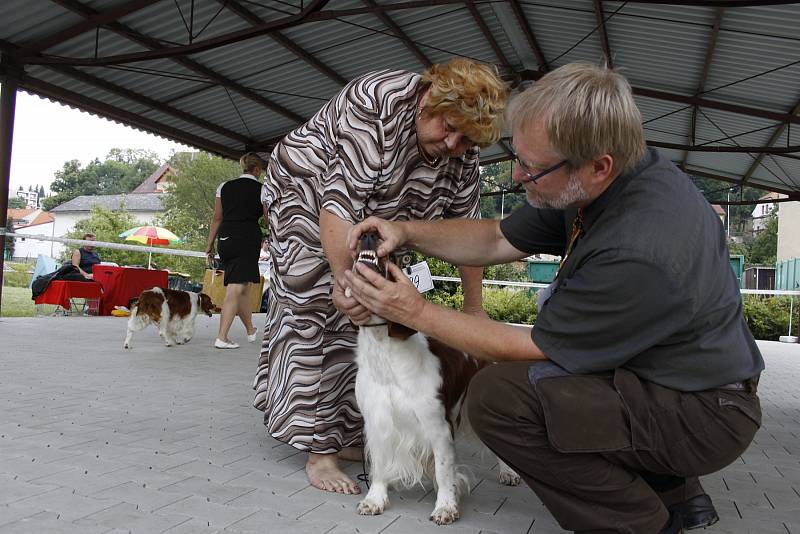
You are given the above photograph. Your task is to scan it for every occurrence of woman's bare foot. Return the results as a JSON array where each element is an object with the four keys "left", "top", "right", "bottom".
[
  {"left": 306, "top": 452, "right": 361, "bottom": 494},
  {"left": 338, "top": 446, "right": 363, "bottom": 462}
]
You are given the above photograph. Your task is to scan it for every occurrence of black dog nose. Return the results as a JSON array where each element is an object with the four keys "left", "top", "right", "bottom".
[{"left": 360, "top": 232, "right": 379, "bottom": 251}]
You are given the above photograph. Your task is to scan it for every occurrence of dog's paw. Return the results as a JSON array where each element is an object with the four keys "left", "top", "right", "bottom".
[
  {"left": 498, "top": 467, "right": 521, "bottom": 486},
  {"left": 357, "top": 497, "right": 386, "bottom": 516},
  {"left": 123, "top": 343, "right": 131, "bottom": 349},
  {"left": 430, "top": 504, "right": 459, "bottom": 525}
]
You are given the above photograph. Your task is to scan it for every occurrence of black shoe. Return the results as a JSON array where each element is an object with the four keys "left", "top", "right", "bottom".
[
  {"left": 658, "top": 511, "right": 683, "bottom": 534},
  {"left": 668, "top": 494, "right": 719, "bottom": 530}
]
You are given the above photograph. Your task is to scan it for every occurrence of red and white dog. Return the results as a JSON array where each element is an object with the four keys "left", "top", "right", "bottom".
[
  {"left": 123, "top": 287, "right": 218, "bottom": 349},
  {"left": 351, "top": 233, "right": 519, "bottom": 525}
]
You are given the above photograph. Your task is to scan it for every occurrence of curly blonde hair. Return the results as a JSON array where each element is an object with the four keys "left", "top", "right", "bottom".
[
  {"left": 239, "top": 152, "right": 266, "bottom": 175},
  {"left": 420, "top": 58, "right": 507, "bottom": 147}
]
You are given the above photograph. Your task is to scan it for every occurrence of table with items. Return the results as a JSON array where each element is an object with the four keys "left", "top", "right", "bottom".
[
  {"left": 92, "top": 266, "right": 169, "bottom": 316},
  {"left": 34, "top": 280, "right": 103, "bottom": 315}
]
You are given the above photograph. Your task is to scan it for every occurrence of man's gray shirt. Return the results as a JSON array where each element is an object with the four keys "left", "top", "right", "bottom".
[{"left": 500, "top": 148, "right": 764, "bottom": 391}]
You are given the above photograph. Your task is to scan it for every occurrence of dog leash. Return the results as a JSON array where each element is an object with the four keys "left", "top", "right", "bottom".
[{"left": 357, "top": 457, "right": 370, "bottom": 489}]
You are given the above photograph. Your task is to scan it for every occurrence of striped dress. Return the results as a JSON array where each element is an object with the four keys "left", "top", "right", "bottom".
[{"left": 255, "top": 69, "right": 481, "bottom": 454}]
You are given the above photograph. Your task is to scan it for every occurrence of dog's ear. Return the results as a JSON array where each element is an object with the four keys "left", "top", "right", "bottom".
[{"left": 388, "top": 322, "right": 417, "bottom": 340}]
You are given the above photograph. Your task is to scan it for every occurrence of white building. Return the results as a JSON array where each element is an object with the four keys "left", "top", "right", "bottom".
[
  {"left": 7, "top": 208, "right": 56, "bottom": 260},
  {"left": 48, "top": 193, "right": 166, "bottom": 258},
  {"left": 752, "top": 192, "right": 783, "bottom": 234},
  {"left": 15, "top": 189, "right": 40, "bottom": 209},
  {"left": 777, "top": 200, "right": 800, "bottom": 263}
]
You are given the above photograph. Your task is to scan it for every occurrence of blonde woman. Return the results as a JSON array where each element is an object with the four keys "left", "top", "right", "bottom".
[
  {"left": 206, "top": 152, "right": 265, "bottom": 349},
  {"left": 254, "top": 58, "right": 507, "bottom": 494}
]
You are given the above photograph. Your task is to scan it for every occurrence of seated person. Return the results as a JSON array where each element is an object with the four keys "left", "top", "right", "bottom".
[{"left": 71, "top": 232, "right": 101, "bottom": 279}]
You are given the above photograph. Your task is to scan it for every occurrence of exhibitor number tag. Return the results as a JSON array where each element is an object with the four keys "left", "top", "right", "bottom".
[{"left": 404, "top": 261, "right": 434, "bottom": 293}]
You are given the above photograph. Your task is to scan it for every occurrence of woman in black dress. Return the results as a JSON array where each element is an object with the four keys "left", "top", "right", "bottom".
[{"left": 205, "top": 153, "right": 266, "bottom": 349}]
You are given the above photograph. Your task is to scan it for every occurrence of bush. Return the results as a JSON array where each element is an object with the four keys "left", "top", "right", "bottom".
[
  {"left": 2, "top": 262, "right": 33, "bottom": 288},
  {"left": 742, "top": 295, "right": 799, "bottom": 341},
  {"left": 483, "top": 287, "right": 537, "bottom": 324}
]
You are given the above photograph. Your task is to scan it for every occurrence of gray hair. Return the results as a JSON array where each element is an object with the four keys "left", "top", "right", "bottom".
[{"left": 508, "top": 63, "right": 646, "bottom": 174}]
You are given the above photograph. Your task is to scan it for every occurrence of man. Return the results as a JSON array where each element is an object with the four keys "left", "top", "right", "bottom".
[{"left": 343, "top": 63, "right": 764, "bottom": 533}]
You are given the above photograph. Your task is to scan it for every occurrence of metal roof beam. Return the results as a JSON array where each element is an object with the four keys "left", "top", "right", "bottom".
[
  {"left": 647, "top": 140, "right": 799, "bottom": 154},
  {"left": 23, "top": 0, "right": 470, "bottom": 66},
  {"left": 46, "top": 0, "right": 305, "bottom": 123},
  {"left": 593, "top": 0, "right": 613, "bottom": 68},
  {"left": 220, "top": 0, "right": 347, "bottom": 86},
  {"left": 681, "top": 7, "right": 724, "bottom": 170},
  {"left": 50, "top": 65, "right": 254, "bottom": 145},
  {"left": 740, "top": 100, "right": 800, "bottom": 186},
  {"left": 517, "top": 69, "right": 800, "bottom": 125},
  {"left": 508, "top": 0, "right": 548, "bottom": 71},
  {"left": 362, "top": 0, "right": 431, "bottom": 68},
  {"left": 18, "top": 74, "right": 240, "bottom": 158},
  {"left": 19, "top": 0, "right": 161, "bottom": 55},
  {"left": 465, "top": 1, "right": 510, "bottom": 68},
  {"left": 686, "top": 167, "right": 798, "bottom": 195}
]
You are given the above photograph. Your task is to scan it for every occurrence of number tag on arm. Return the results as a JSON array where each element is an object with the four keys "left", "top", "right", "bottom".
[{"left": 403, "top": 261, "right": 434, "bottom": 293}]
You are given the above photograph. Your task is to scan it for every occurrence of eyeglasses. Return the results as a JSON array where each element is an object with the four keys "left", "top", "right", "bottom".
[{"left": 511, "top": 149, "right": 568, "bottom": 184}]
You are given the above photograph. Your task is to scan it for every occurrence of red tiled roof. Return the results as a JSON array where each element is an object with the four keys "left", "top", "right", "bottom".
[
  {"left": 710, "top": 204, "right": 726, "bottom": 216},
  {"left": 7, "top": 208, "right": 34, "bottom": 220}
]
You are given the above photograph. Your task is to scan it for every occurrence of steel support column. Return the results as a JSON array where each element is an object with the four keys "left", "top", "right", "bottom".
[{"left": 0, "top": 73, "right": 18, "bottom": 316}]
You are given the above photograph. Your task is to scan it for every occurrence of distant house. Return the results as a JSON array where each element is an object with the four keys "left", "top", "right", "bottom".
[
  {"left": 752, "top": 192, "right": 783, "bottom": 234},
  {"left": 16, "top": 189, "right": 40, "bottom": 209},
  {"left": 710, "top": 204, "right": 725, "bottom": 226},
  {"left": 6, "top": 208, "right": 56, "bottom": 260},
  {"left": 131, "top": 164, "right": 175, "bottom": 193},
  {"left": 49, "top": 193, "right": 165, "bottom": 258}
]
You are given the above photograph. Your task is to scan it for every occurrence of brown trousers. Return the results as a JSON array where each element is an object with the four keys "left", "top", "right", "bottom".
[{"left": 466, "top": 362, "right": 760, "bottom": 534}]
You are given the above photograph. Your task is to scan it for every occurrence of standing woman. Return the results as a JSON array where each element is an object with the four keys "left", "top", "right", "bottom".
[
  {"left": 206, "top": 152, "right": 265, "bottom": 349},
  {"left": 254, "top": 58, "right": 507, "bottom": 494}
]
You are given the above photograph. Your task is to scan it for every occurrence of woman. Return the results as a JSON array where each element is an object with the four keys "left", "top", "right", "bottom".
[
  {"left": 255, "top": 58, "right": 507, "bottom": 494},
  {"left": 206, "top": 152, "right": 265, "bottom": 349},
  {"left": 71, "top": 232, "right": 100, "bottom": 279}
]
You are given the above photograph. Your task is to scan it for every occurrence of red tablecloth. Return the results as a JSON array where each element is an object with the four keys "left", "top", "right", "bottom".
[
  {"left": 92, "top": 266, "right": 168, "bottom": 316},
  {"left": 34, "top": 280, "right": 103, "bottom": 310}
]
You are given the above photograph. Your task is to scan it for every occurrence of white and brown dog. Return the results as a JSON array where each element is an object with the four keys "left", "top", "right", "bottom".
[
  {"left": 123, "top": 287, "right": 218, "bottom": 349},
  {"left": 351, "top": 233, "right": 520, "bottom": 525}
]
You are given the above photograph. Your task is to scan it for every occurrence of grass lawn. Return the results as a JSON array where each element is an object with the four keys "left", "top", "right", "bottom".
[{"left": 1, "top": 286, "right": 35, "bottom": 317}]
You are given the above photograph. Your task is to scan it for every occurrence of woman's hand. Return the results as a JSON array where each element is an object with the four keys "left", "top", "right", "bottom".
[
  {"left": 344, "top": 262, "right": 426, "bottom": 328},
  {"left": 347, "top": 217, "right": 407, "bottom": 259},
  {"left": 332, "top": 277, "right": 372, "bottom": 325}
]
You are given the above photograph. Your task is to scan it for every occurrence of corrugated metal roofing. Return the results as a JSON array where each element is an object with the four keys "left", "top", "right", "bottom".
[{"left": 0, "top": 0, "right": 798, "bottom": 195}]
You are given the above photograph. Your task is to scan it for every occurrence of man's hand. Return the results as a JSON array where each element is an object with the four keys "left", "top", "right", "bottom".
[
  {"left": 332, "top": 276, "right": 372, "bottom": 325},
  {"left": 347, "top": 217, "right": 407, "bottom": 259},
  {"left": 344, "top": 262, "right": 426, "bottom": 328}
]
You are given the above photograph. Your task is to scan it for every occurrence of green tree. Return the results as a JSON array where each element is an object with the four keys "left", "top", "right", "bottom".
[
  {"left": 64, "top": 206, "right": 149, "bottom": 267},
  {"left": 749, "top": 214, "right": 777, "bottom": 265},
  {"left": 156, "top": 152, "right": 241, "bottom": 279},
  {"left": 42, "top": 149, "right": 160, "bottom": 210},
  {"left": 479, "top": 161, "right": 525, "bottom": 219},
  {"left": 7, "top": 197, "right": 26, "bottom": 209}
]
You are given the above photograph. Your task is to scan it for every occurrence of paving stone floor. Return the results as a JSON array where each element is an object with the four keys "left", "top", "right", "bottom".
[{"left": 0, "top": 314, "right": 798, "bottom": 533}]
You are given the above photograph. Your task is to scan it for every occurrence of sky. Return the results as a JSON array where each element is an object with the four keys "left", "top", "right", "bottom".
[{"left": 5, "top": 87, "right": 191, "bottom": 196}]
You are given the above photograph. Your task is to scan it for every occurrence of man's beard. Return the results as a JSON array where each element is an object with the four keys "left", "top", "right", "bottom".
[{"left": 527, "top": 171, "right": 590, "bottom": 210}]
